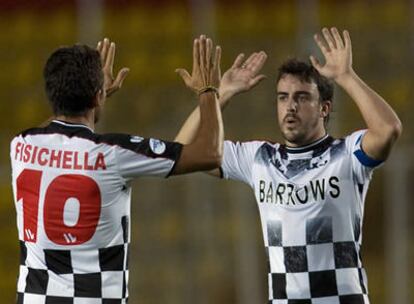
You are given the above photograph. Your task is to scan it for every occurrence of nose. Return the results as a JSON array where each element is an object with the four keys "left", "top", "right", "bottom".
[{"left": 286, "top": 97, "right": 297, "bottom": 112}]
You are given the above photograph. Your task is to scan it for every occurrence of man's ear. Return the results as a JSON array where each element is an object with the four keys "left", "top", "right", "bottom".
[
  {"left": 320, "top": 100, "right": 332, "bottom": 118},
  {"left": 95, "top": 89, "right": 105, "bottom": 107}
]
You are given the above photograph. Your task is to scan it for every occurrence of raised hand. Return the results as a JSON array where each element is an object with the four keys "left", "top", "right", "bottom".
[
  {"left": 219, "top": 51, "right": 267, "bottom": 101},
  {"left": 310, "top": 27, "right": 353, "bottom": 82},
  {"left": 97, "top": 38, "right": 130, "bottom": 97},
  {"left": 176, "top": 35, "right": 221, "bottom": 94},
  {"left": 197, "top": 35, "right": 221, "bottom": 90}
]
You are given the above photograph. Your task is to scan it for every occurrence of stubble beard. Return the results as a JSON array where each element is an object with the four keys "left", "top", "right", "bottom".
[
  {"left": 281, "top": 127, "right": 306, "bottom": 146},
  {"left": 280, "top": 117, "right": 321, "bottom": 147}
]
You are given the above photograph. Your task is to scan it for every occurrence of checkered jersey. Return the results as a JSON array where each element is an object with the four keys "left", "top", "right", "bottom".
[
  {"left": 221, "top": 131, "right": 382, "bottom": 304},
  {"left": 10, "top": 120, "right": 183, "bottom": 304}
]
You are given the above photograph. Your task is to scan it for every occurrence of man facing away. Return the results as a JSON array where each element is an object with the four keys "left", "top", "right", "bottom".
[
  {"left": 10, "top": 35, "right": 226, "bottom": 304},
  {"left": 175, "top": 28, "right": 402, "bottom": 303}
]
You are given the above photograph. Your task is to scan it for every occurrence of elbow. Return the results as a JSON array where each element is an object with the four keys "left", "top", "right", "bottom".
[
  {"left": 387, "top": 119, "right": 403, "bottom": 141},
  {"left": 212, "top": 152, "right": 223, "bottom": 168},
  {"left": 204, "top": 148, "right": 223, "bottom": 170},
  {"left": 377, "top": 120, "right": 403, "bottom": 152},
  {"left": 394, "top": 120, "right": 403, "bottom": 139}
]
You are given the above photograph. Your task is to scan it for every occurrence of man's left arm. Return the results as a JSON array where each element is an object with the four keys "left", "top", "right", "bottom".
[{"left": 311, "top": 27, "right": 402, "bottom": 161}]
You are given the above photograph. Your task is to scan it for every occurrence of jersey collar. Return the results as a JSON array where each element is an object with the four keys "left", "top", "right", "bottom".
[
  {"left": 280, "top": 134, "right": 333, "bottom": 155},
  {"left": 51, "top": 120, "right": 94, "bottom": 132}
]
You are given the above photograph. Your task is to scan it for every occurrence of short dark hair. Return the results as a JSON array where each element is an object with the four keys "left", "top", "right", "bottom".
[
  {"left": 44, "top": 44, "right": 103, "bottom": 116},
  {"left": 276, "top": 58, "right": 334, "bottom": 125},
  {"left": 276, "top": 58, "right": 334, "bottom": 103}
]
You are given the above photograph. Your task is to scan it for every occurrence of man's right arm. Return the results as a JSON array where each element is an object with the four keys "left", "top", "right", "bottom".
[{"left": 169, "top": 36, "right": 223, "bottom": 175}]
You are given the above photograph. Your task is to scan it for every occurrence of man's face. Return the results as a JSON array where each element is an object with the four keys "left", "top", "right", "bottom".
[{"left": 276, "top": 74, "right": 328, "bottom": 147}]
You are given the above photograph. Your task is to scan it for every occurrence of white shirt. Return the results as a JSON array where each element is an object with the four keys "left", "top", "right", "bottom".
[{"left": 221, "top": 130, "right": 381, "bottom": 304}]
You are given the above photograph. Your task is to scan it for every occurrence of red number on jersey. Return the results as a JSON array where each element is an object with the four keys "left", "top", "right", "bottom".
[
  {"left": 16, "top": 169, "right": 42, "bottom": 242},
  {"left": 16, "top": 169, "right": 101, "bottom": 245},
  {"left": 44, "top": 174, "right": 101, "bottom": 245}
]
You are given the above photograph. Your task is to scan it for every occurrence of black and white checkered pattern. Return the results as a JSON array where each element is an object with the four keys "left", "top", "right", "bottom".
[
  {"left": 17, "top": 217, "right": 129, "bottom": 304},
  {"left": 266, "top": 217, "right": 369, "bottom": 304},
  {"left": 17, "top": 242, "right": 129, "bottom": 304}
]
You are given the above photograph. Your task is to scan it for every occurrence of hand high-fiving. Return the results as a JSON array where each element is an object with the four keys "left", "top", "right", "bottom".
[
  {"left": 97, "top": 38, "right": 130, "bottom": 97},
  {"left": 310, "top": 27, "right": 353, "bottom": 82},
  {"left": 176, "top": 35, "right": 221, "bottom": 94},
  {"left": 219, "top": 51, "right": 267, "bottom": 100}
]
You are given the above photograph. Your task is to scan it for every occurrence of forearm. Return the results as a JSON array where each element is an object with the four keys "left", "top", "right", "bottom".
[
  {"left": 174, "top": 107, "right": 201, "bottom": 144},
  {"left": 172, "top": 92, "right": 224, "bottom": 175},
  {"left": 337, "top": 71, "right": 401, "bottom": 132},
  {"left": 196, "top": 92, "right": 224, "bottom": 164},
  {"left": 336, "top": 71, "right": 402, "bottom": 158},
  {"left": 175, "top": 94, "right": 230, "bottom": 144}
]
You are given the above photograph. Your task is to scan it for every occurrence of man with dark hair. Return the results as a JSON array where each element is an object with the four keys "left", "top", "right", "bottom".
[
  {"left": 175, "top": 27, "right": 402, "bottom": 303},
  {"left": 276, "top": 58, "right": 334, "bottom": 126},
  {"left": 44, "top": 45, "right": 105, "bottom": 118},
  {"left": 10, "top": 35, "right": 226, "bottom": 303}
]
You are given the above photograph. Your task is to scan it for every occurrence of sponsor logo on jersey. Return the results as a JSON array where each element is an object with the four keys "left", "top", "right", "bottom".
[
  {"left": 130, "top": 136, "right": 144, "bottom": 143},
  {"left": 149, "top": 138, "right": 166, "bottom": 155},
  {"left": 258, "top": 176, "right": 340, "bottom": 205}
]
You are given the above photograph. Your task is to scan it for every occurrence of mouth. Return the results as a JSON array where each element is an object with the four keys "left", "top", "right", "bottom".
[{"left": 284, "top": 115, "right": 300, "bottom": 126}]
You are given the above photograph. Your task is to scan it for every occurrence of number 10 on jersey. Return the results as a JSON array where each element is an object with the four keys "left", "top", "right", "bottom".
[{"left": 16, "top": 169, "right": 101, "bottom": 245}]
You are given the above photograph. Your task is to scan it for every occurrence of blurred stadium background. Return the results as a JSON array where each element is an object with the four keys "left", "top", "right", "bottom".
[{"left": 0, "top": 0, "right": 413, "bottom": 303}]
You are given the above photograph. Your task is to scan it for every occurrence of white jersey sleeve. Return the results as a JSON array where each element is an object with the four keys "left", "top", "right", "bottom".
[
  {"left": 221, "top": 140, "right": 263, "bottom": 186},
  {"left": 345, "top": 129, "right": 383, "bottom": 183},
  {"left": 112, "top": 135, "right": 183, "bottom": 180}
]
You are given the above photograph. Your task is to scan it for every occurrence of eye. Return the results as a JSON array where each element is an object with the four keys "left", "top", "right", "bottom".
[
  {"left": 297, "top": 94, "right": 310, "bottom": 102},
  {"left": 277, "top": 95, "right": 287, "bottom": 102}
]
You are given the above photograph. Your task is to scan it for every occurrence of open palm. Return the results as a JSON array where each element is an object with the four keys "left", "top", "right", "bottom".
[
  {"left": 176, "top": 35, "right": 221, "bottom": 94},
  {"left": 310, "top": 27, "right": 353, "bottom": 81},
  {"left": 97, "top": 38, "right": 130, "bottom": 97},
  {"left": 220, "top": 52, "right": 267, "bottom": 99}
]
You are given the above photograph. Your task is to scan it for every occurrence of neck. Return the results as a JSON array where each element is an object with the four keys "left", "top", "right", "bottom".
[
  {"left": 284, "top": 130, "right": 327, "bottom": 148},
  {"left": 55, "top": 111, "right": 95, "bottom": 130}
]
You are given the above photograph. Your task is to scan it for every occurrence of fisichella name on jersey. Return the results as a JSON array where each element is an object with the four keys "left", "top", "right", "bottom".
[
  {"left": 258, "top": 176, "right": 340, "bottom": 205},
  {"left": 14, "top": 142, "right": 107, "bottom": 171}
]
